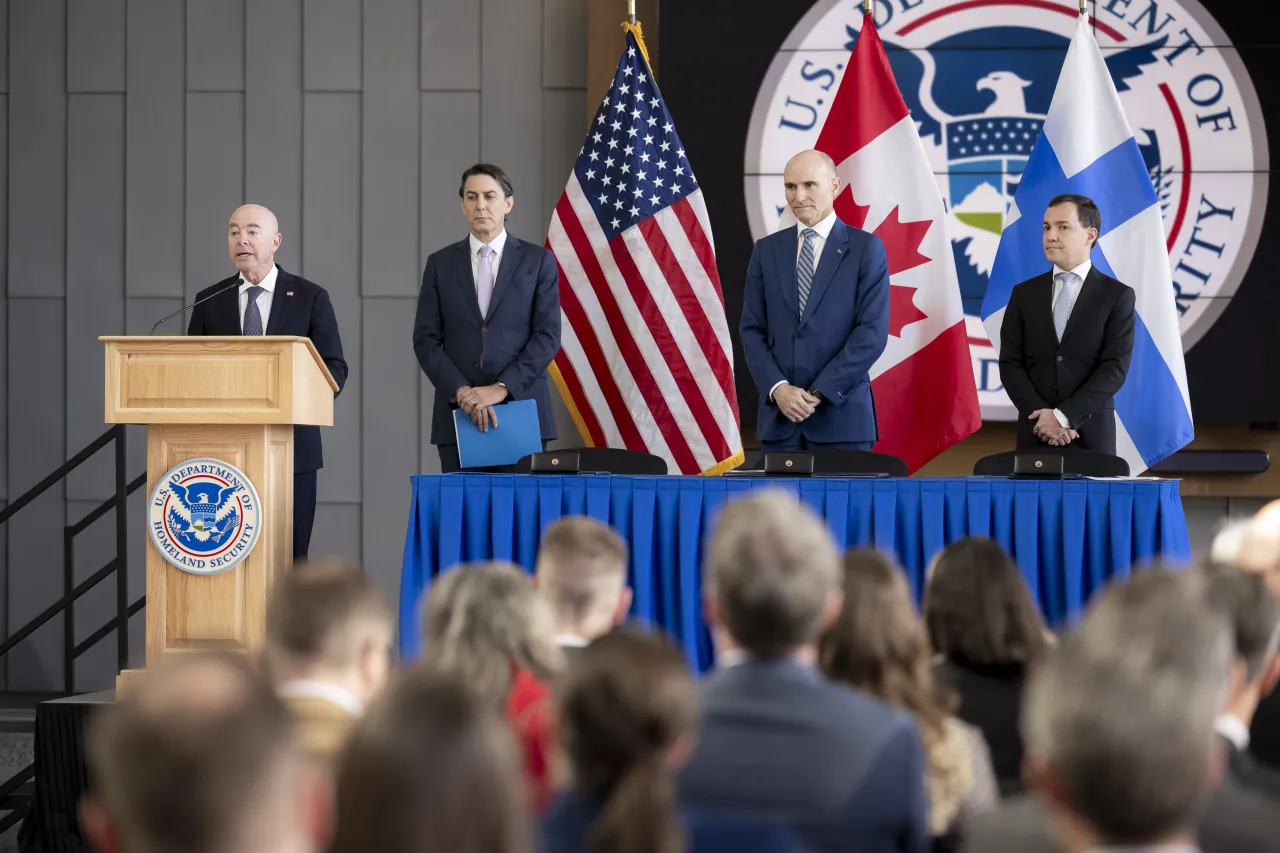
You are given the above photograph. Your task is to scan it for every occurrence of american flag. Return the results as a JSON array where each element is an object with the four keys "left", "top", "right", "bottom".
[{"left": 546, "top": 32, "right": 742, "bottom": 476}]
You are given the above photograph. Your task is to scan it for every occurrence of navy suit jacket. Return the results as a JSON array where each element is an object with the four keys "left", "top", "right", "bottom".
[
  {"left": 187, "top": 267, "right": 347, "bottom": 473},
  {"left": 677, "top": 660, "right": 929, "bottom": 853},
  {"left": 739, "top": 219, "right": 890, "bottom": 444},
  {"left": 540, "top": 789, "right": 794, "bottom": 853},
  {"left": 413, "top": 234, "right": 561, "bottom": 445}
]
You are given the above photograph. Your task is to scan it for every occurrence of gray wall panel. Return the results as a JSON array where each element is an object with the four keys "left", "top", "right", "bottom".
[
  {"left": 419, "top": 92, "right": 478, "bottom": 259},
  {"left": 185, "top": 93, "right": 245, "bottom": 305},
  {"left": 541, "top": 88, "right": 582, "bottom": 250},
  {"left": 362, "top": 0, "right": 419, "bottom": 297},
  {"left": 0, "top": 0, "right": 8, "bottom": 93},
  {"left": 0, "top": 97, "right": 8, "bottom": 501},
  {"left": 126, "top": 0, "right": 185, "bottom": 298},
  {"left": 8, "top": 0, "right": 66, "bottom": 298},
  {"left": 67, "top": 0, "right": 125, "bottom": 93},
  {"left": 418, "top": 374, "right": 439, "bottom": 474},
  {"left": 303, "top": 0, "right": 361, "bottom": 91},
  {"left": 67, "top": 95, "right": 126, "bottom": 502},
  {"left": 542, "top": 0, "right": 587, "bottom": 89},
  {"left": 187, "top": 0, "right": 246, "bottom": 92},
  {"left": 310, "top": 503, "right": 361, "bottom": 561},
  {"left": 419, "top": 0, "right": 478, "bottom": 91},
  {"left": 361, "top": 299, "right": 418, "bottom": 610},
  {"left": 303, "top": 93, "right": 361, "bottom": 502},
  {"left": 66, "top": 500, "right": 124, "bottom": 693},
  {"left": 7, "top": 299, "right": 66, "bottom": 689},
  {"left": 481, "top": 0, "right": 542, "bottom": 242},
  {"left": 246, "top": 0, "right": 303, "bottom": 274}
]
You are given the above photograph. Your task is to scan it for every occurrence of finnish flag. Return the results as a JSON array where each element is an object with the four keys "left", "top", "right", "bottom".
[{"left": 981, "top": 15, "right": 1193, "bottom": 474}]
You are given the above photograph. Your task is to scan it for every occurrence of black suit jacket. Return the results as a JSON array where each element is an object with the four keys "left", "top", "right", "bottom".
[
  {"left": 187, "top": 267, "right": 348, "bottom": 472},
  {"left": 413, "top": 234, "right": 560, "bottom": 445},
  {"left": 998, "top": 267, "right": 1135, "bottom": 456},
  {"left": 1225, "top": 736, "right": 1280, "bottom": 801},
  {"left": 934, "top": 658, "right": 1028, "bottom": 798},
  {"left": 678, "top": 660, "right": 929, "bottom": 853}
]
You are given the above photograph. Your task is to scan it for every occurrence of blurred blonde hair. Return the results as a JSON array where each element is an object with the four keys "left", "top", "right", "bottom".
[{"left": 420, "top": 562, "right": 564, "bottom": 707}]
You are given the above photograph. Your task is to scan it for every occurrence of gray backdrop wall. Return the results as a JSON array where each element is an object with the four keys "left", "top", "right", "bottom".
[{"left": 1, "top": 0, "right": 586, "bottom": 691}]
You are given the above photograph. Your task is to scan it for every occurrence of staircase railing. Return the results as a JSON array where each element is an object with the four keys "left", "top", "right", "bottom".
[{"left": 0, "top": 424, "right": 147, "bottom": 834}]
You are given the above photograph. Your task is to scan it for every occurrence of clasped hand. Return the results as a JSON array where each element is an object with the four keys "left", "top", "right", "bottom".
[
  {"left": 456, "top": 384, "right": 509, "bottom": 433},
  {"left": 775, "top": 384, "right": 821, "bottom": 424},
  {"left": 1030, "top": 409, "right": 1079, "bottom": 447}
]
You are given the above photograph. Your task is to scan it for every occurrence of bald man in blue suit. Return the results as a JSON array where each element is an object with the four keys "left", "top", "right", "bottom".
[{"left": 740, "top": 150, "right": 890, "bottom": 453}]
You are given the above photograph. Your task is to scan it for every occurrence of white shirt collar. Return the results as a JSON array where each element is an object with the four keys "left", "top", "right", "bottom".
[
  {"left": 1052, "top": 258, "right": 1092, "bottom": 283},
  {"left": 277, "top": 679, "right": 364, "bottom": 717},
  {"left": 1214, "top": 713, "right": 1250, "bottom": 751},
  {"left": 238, "top": 264, "right": 279, "bottom": 293},
  {"left": 716, "top": 648, "right": 749, "bottom": 668},
  {"left": 469, "top": 229, "right": 509, "bottom": 258},
  {"left": 798, "top": 210, "right": 837, "bottom": 241},
  {"left": 553, "top": 633, "right": 589, "bottom": 648}
]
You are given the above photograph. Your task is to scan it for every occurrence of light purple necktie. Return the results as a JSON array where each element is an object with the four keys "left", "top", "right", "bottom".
[{"left": 476, "top": 245, "right": 495, "bottom": 317}]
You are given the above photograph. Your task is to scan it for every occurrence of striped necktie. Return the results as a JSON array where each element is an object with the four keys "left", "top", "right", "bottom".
[
  {"left": 797, "top": 228, "right": 817, "bottom": 318},
  {"left": 243, "top": 285, "right": 265, "bottom": 335}
]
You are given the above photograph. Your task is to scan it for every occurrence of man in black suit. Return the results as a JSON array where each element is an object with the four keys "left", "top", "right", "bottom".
[
  {"left": 678, "top": 493, "right": 928, "bottom": 853},
  {"left": 413, "top": 163, "right": 560, "bottom": 472},
  {"left": 188, "top": 205, "right": 347, "bottom": 560},
  {"left": 999, "top": 194, "right": 1136, "bottom": 455}
]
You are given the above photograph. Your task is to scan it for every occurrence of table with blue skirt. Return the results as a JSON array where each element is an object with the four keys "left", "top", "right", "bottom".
[{"left": 399, "top": 474, "right": 1191, "bottom": 672}]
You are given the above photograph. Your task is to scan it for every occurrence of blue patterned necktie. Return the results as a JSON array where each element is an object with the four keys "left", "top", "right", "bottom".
[
  {"left": 243, "top": 285, "right": 265, "bottom": 335},
  {"left": 797, "top": 228, "right": 817, "bottom": 318},
  {"left": 1052, "top": 272, "right": 1078, "bottom": 342}
]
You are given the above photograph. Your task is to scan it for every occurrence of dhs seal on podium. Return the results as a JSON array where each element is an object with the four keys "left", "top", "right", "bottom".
[{"left": 149, "top": 459, "right": 263, "bottom": 575}]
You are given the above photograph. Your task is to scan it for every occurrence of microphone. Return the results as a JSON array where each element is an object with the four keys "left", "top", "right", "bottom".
[{"left": 150, "top": 278, "right": 243, "bottom": 335}]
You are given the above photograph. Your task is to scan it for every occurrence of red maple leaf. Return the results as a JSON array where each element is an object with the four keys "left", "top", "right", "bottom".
[
  {"left": 872, "top": 205, "right": 932, "bottom": 275},
  {"left": 888, "top": 285, "right": 928, "bottom": 338},
  {"left": 834, "top": 188, "right": 871, "bottom": 230}
]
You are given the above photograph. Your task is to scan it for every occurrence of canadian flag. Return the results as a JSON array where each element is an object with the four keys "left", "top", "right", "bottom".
[{"left": 815, "top": 12, "right": 980, "bottom": 472}]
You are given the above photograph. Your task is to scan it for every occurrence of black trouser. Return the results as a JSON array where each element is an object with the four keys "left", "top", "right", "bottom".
[
  {"left": 437, "top": 442, "right": 550, "bottom": 473},
  {"left": 294, "top": 470, "right": 317, "bottom": 561}
]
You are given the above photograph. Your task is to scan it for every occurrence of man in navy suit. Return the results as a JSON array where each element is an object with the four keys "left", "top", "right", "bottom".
[
  {"left": 188, "top": 205, "right": 347, "bottom": 561},
  {"left": 678, "top": 493, "right": 929, "bottom": 853},
  {"left": 740, "top": 149, "right": 890, "bottom": 454},
  {"left": 414, "top": 163, "right": 560, "bottom": 472}
]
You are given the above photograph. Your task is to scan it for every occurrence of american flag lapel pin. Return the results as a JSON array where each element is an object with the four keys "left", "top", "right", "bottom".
[{"left": 286, "top": 291, "right": 293, "bottom": 296}]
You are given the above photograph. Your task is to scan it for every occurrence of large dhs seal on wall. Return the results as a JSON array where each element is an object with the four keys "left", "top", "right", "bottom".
[
  {"left": 746, "top": 0, "right": 1268, "bottom": 419},
  {"left": 149, "top": 459, "right": 263, "bottom": 575}
]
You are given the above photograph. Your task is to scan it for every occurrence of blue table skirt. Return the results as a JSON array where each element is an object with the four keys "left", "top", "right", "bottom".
[{"left": 399, "top": 475, "right": 1191, "bottom": 671}]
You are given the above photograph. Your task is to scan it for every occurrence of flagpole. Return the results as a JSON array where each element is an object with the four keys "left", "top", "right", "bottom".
[
  {"left": 1079, "top": 0, "right": 1087, "bottom": 15},
  {"left": 628, "top": 0, "right": 636, "bottom": 25},
  {"left": 864, "top": 0, "right": 872, "bottom": 13}
]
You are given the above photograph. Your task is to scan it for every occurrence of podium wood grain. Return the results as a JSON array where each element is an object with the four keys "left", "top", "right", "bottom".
[{"left": 102, "top": 336, "right": 334, "bottom": 672}]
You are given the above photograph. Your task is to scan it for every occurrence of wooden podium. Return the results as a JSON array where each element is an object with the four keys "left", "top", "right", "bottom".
[{"left": 100, "top": 336, "right": 338, "bottom": 685}]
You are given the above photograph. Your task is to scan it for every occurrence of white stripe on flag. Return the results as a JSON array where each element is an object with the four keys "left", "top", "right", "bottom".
[
  {"left": 1114, "top": 414, "right": 1145, "bottom": 476},
  {"left": 618, "top": 224, "right": 738, "bottom": 461},
  {"left": 547, "top": 207, "right": 677, "bottom": 467},
  {"left": 1043, "top": 18, "right": 1134, "bottom": 178},
  {"left": 558, "top": 319, "right": 625, "bottom": 449},
  {"left": 686, "top": 189, "right": 716, "bottom": 258},
  {"left": 563, "top": 176, "right": 712, "bottom": 469},
  {"left": 654, "top": 207, "right": 734, "bottom": 364}
]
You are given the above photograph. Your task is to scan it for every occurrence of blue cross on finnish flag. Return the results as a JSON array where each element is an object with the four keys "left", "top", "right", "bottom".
[{"left": 981, "top": 16, "right": 1193, "bottom": 474}]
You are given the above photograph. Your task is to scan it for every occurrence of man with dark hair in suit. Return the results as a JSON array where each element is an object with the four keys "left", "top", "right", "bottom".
[
  {"left": 188, "top": 204, "right": 347, "bottom": 561},
  {"left": 679, "top": 492, "right": 929, "bottom": 853},
  {"left": 414, "top": 163, "right": 560, "bottom": 473},
  {"left": 999, "top": 193, "right": 1136, "bottom": 455}
]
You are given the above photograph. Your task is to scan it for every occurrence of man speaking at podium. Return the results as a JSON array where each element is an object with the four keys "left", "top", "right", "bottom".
[
  {"left": 998, "top": 194, "right": 1135, "bottom": 455},
  {"left": 740, "top": 150, "right": 890, "bottom": 454},
  {"left": 188, "top": 204, "right": 348, "bottom": 560}
]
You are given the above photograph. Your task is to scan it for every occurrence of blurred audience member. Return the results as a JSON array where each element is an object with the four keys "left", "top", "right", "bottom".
[
  {"left": 82, "top": 652, "right": 327, "bottom": 853},
  {"left": 542, "top": 625, "right": 792, "bottom": 853},
  {"left": 1210, "top": 520, "right": 1251, "bottom": 567},
  {"left": 821, "top": 549, "right": 997, "bottom": 849},
  {"left": 1234, "top": 500, "right": 1280, "bottom": 768},
  {"left": 925, "top": 537, "right": 1049, "bottom": 796},
  {"left": 535, "top": 517, "right": 632, "bottom": 659},
  {"left": 264, "top": 559, "right": 392, "bottom": 767},
  {"left": 963, "top": 569, "right": 1280, "bottom": 853},
  {"left": 330, "top": 667, "right": 531, "bottom": 853},
  {"left": 421, "top": 561, "right": 564, "bottom": 810},
  {"left": 679, "top": 492, "right": 929, "bottom": 853},
  {"left": 1200, "top": 560, "right": 1280, "bottom": 800}
]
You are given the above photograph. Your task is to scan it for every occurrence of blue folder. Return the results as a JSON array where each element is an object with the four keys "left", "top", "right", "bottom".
[{"left": 452, "top": 399, "right": 543, "bottom": 469}]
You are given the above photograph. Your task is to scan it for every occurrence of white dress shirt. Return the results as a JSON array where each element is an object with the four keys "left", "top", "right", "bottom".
[
  {"left": 1048, "top": 259, "right": 1092, "bottom": 428},
  {"left": 238, "top": 264, "right": 279, "bottom": 333},
  {"left": 469, "top": 229, "right": 509, "bottom": 290},
  {"left": 770, "top": 211, "right": 839, "bottom": 402},
  {"left": 277, "top": 679, "right": 364, "bottom": 717},
  {"left": 553, "top": 633, "right": 589, "bottom": 649},
  {"left": 1214, "top": 713, "right": 1250, "bottom": 752}
]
